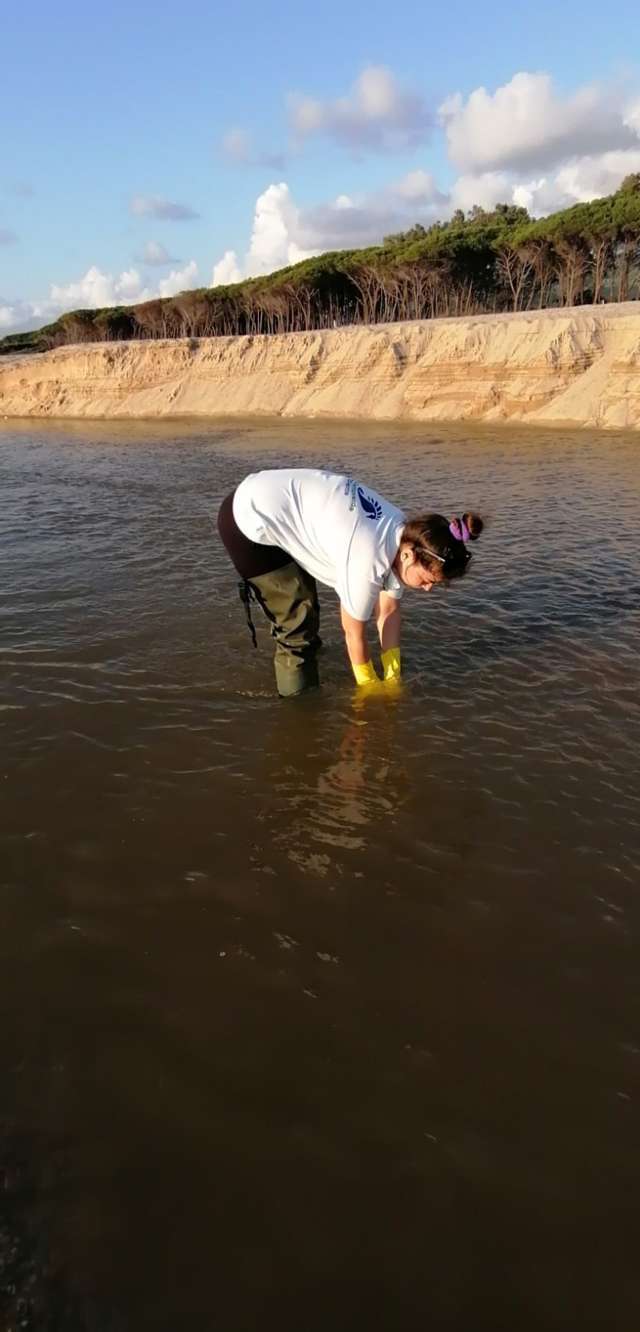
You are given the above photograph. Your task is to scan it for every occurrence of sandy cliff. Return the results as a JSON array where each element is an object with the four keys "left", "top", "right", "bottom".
[{"left": 2, "top": 303, "right": 640, "bottom": 428}]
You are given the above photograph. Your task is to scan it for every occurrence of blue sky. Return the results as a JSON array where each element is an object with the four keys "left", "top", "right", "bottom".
[{"left": 2, "top": 0, "right": 639, "bottom": 332}]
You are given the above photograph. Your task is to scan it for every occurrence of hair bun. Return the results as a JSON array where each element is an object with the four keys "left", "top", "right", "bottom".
[{"left": 462, "top": 512, "right": 483, "bottom": 541}]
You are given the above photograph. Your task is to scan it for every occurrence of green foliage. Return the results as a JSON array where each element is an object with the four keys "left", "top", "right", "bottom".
[{"left": 0, "top": 329, "right": 42, "bottom": 355}]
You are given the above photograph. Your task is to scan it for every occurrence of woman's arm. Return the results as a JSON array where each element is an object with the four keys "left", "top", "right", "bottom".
[
  {"left": 375, "top": 592, "right": 401, "bottom": 651},
  {"left": 340, "top": 605, "right": 370, "bottom": 667},
  {"left": 341, "top": 599, "right": 402, "bottom": 685},
  {"left": 340, "top": 604, "right": 400, "bottom": 687}
]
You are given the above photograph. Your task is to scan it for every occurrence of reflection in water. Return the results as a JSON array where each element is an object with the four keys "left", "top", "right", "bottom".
[
  {"left": 270, "top": 693, "right": 406, "bottom": 875},
  {"left": 1, "top": 419, "right": 640, "bottom": 1330},
  {"left": 316, "top": 716, "right": 378, "bottom": 852}
]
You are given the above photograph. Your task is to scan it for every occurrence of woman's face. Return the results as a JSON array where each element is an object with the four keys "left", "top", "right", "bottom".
[{"left": 395, "top": 544, "right": 440, "bottom": 591}]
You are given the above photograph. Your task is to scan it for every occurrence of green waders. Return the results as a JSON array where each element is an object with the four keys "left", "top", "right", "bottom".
[{"left": 248, "top": 560, "right": 321, "bottom": 698}]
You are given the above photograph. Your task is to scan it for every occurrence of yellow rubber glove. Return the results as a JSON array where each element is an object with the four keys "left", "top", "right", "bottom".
[
  {"left": 352, "top": 659, "right": 381, "bottom": 686},
  {"left": 381, "top": 646, "right": 401, "bottom": 682}
]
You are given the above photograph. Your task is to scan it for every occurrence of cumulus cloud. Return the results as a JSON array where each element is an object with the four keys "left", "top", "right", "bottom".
[
  {"left": 221, "top": 127, "right": 286, "bottom": 170},
  {"left": 293, "top": 171, "right": 446, "bottom": 253},
  {"left": 449, "top": 172, "right": 514, "bottom": 213},
  {"left": 211, "top": 173, "right": 448, "bottom": 285},
  {"left": 289, "top": 65, "right": 431, "bottom": 152},
  {"left": 0, "top": 304, "right": 19, "bottom": 329},
  {"left": 510, "top": 178, "right": 570, "bottom": 215},
  {"left": 440, "top": 72, "right": 639, "bottom": 175},
  {"left": 130, "top": 194, "right": 199, "bottom": 220},
  {"left": 451, "top": 147, "right": 640, "bottom": 217},
  {"left": 211, "top": 185, "right": 312, "bottom": 281},
  {"left": 157, "top": 260, "right": 199, "bottom": 298},
  {"left": 392, "top": 169, "right": 442, "bottom": 202},
  {"left": 244, "top": 183, "right": 307, "bottom": 274},
  {"left": 1, "top": 296, "right": 49, "bottom": 334},
  {"left": 47, "top": 265, "right": 147, "bottom": 310},
  {"left": 0, "top": 270, "right": 146, "bottom": 336},
  {"left": 0, "top": 228, "right": 18, "bottom": 244},
  {"left": 626, "top": 100, "right": 640, "bottom": 136},
  {"left": 552, "top": 148, "right": 640, "bottom": 202},
  {"left": 0, "top": 257, "right": 200, "bottom": 336},
  {"left": 211, "top": 249, "right": 243, "bottom": 286},
  {"left": 140, "top": 240, "right": 177, "bottom": 266}
]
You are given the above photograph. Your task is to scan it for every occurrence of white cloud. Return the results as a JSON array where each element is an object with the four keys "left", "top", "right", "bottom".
[
  {"left": 48, "top": 265, "right": 148, "bottom": 310},
  {"left": 0, "top": 296, "right": 44, "bottom": 334},
  {"left": 449, "top": 172, "right": 514, "bottom": 213},
  {"left": 453, "top": 147, "right": 640, "bottom": 218},
  {"left": 0, "top": 258, "right": 199, "bottom": 336},
  {"left": 289, "top": 64, "right": 431, "bottom": 152},
  {"left": 157, "top": 260, "right": 199, "bottom": 298},
  {"left": 440, "top": 72, "right": 639, "bottom": 174},
  {"left": 115, "top": 268, "right": 145, "bottom": 301},
  {"left": 244, "top": 183, "right": 305, "bottom": 274},
  {"left": 553, "top": 149, "right": 640, "bottom": 202},
  {"left": 393, "top": 169, "right": 442, "bottom": 203},
  {"left": 211, "top": 249, "right": 243, "bottom": 286},
  {"left": 210, "top": 172, "right": 448, "bottom": 285},
  {"left": 511, "top": 178, "right": 565, "bottom": 214},
  {"left": 625, "top": 100, "right": 640, "bottom": 136},
  {"left": 130, "top": 194, "right": 199, "bottom": 220},
  {"left": 141, "top": 240, "right": 177, "bottom": 266},
  {"left": 293, "top": 172, "right": 445, "bottom": 252}
]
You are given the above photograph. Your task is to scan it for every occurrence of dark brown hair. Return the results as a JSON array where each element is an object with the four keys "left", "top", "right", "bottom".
[{"left": 401, "top": 512, "right": 484, "bottom": 581}]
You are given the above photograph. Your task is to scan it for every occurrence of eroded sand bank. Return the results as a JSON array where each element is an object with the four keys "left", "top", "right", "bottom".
[{"left": 2, "top": 303, "right": 640, "bottom": 428}]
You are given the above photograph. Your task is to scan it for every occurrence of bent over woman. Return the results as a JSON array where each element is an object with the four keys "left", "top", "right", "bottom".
[{"left": 217, "top": 468, "right": 483, "bottom": 697}]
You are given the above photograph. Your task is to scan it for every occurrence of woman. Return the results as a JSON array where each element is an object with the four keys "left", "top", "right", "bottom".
[{"left": 217, "top": 468, "right": 483, "bottom": 697}]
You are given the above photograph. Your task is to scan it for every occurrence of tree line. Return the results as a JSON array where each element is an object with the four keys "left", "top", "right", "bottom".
[{"left": 2, "top": 176, "right": 640, "bottom": 356}]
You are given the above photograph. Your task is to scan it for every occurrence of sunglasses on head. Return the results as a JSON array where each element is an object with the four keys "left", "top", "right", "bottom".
[{"left": 420, "top": 543, "right": 472, "bottom": 574}]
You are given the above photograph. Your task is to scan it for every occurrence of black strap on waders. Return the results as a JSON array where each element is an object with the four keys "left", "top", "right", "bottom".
[{"left": 238, "top": 579, "right": 258, "bottom": 649}]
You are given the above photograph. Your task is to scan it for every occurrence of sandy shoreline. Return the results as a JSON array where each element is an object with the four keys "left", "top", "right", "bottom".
[{"left": 1, "top": 302, "right": 640, "bottom": 429}]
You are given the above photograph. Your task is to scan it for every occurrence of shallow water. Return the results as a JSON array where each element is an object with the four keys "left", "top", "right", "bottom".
[{"left": 2, "top": 418, "right": 640, "bottom": 1330}]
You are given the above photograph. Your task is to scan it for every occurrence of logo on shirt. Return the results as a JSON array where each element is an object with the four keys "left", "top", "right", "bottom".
[{"left": 357, "top": 487, "right": 382, "bottom": 520}]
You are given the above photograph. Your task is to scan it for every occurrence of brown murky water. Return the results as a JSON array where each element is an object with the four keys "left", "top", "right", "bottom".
[{"left": 2, "top": 418, "right": 640, "bottom": 1330}]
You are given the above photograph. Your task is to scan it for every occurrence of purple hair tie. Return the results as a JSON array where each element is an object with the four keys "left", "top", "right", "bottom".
[{"left": 449, "top": 516, "right": 470, "bottom": 543}]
